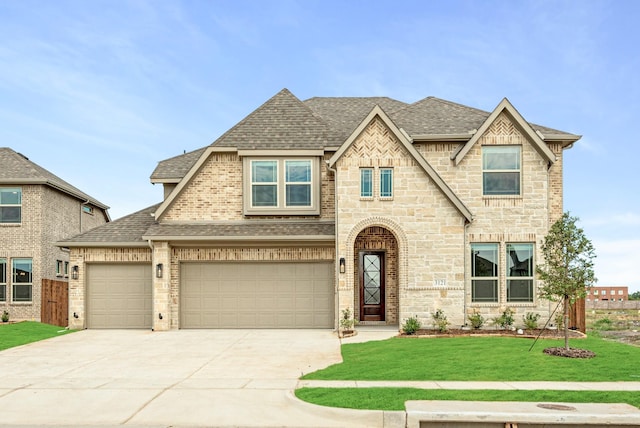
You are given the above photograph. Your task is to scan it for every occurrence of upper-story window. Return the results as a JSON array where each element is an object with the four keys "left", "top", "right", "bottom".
[
  {"left": 482, "top": 146, "right": 521, "bottom": 196},
  {"left": 244, "top": 158, "right": 319, "bottom": 215},
  {"left": 360, "top": 168, "right": 373, "bottom": 198},
  {"left": 380, "top": 168, "right": 393, "bottom": 198},
  {"left": 0, "top": 187, "right": 22, "bottom": 223}
]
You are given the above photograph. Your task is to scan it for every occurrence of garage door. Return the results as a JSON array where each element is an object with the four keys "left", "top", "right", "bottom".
[
  {"left": 181, "top": 262, "right": 334, "bottom": 328},
  {"left": 87, "top": 264, "right": 152, "bottom": 329}
]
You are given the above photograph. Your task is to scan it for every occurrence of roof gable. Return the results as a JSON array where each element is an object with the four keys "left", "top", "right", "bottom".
[
  {"left": 329, "top": 106, "right": 473, "bottom": 222},
  {"left": 452, "top": 98, "right": 557, "bottom": 166},
  {"left": 211, "top": 88, "right": 330, "bottom": 150}
]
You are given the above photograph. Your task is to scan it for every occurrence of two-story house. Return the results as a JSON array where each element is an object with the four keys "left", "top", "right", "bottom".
[
  {"left": 1, "top": 148, "right": 109, "bottom": 322},
  {"left": 59, "top": 89, "right": 580, "bottom": 331}
]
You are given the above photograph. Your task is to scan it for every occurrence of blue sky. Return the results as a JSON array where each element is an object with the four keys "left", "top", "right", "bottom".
[{"left": 1, "top": 0, "right": 638, "bottom": 292}]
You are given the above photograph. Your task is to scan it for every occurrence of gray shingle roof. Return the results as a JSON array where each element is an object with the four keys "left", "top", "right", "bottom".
[
  {"left": 150, "top": 90, "right": 577, "bottom": 182},
  {"left": 143, "top": 221, "right": 334, "bottom": 240},
  {"left": 0, "top": 147, "right": 109, "bottom": 209},
  {"left": 211, "top": 88, "right": 330, "bottom": 150},
  {"left": 58, "top": 204, "right": 160, "bottom": 246}
]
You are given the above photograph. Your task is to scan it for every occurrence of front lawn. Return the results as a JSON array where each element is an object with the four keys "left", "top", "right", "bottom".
[
  {"left": 295, "top": 388, "right": 640, "bottom": 410},
  {"left": 302, "top": 335, "right": 640, "bottom": 381},
  {"left": 0, "top": 322, "right": 74, "bottom": 351}
]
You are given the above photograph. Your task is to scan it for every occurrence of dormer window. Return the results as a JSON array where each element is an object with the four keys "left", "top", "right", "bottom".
[
  {"left": 482, "top": 146, "right": 521, "bottom": 196},
  {"left": 244, "top": 158, "right": 319, "bottom": 215}
]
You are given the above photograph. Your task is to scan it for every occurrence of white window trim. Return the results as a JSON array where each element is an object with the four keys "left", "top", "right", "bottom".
[
  {"left": 0, "top": 187, "right": 22, "bottom": 224},
  {"left": 379, "top": 168, "right": 394, "bottom": 199},
  {"left": 360, "top": 168, "right": 374, "bottom": 199},
  {"left": 243, "top": 157, "right": 320, "bottom": 215}
]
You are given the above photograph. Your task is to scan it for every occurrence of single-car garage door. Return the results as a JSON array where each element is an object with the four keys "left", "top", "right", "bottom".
[
  {"left": 181, "top": 262, "right": 334, "bottom": 328},
  {"left": 87, "top": 264, "right": 152, "bottom": 329}
]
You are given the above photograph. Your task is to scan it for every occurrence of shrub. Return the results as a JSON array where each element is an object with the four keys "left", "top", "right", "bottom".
[
  {"left": 493, "top": 308, "right": 515, "bottom": 330},
  {"left": 593, "top": 317, "right": 614, "bottom": 331},
  {"left": 402, "top": 316, "right": 421, "bottom": 335},
  {"left": 339, "top": 307, "right": 357, "bottom": 331},
  {"left": 467, "top": 311, "right": 485, "bottom": 329},
  {"left": 432, "top": 309, "right": 450, "bottom": 332},
  {"left": 523, "top": 312, "right": 541, "bottom": 330},
  {"left": 1, "top": 310, "right": 8, "bottom": 323}
]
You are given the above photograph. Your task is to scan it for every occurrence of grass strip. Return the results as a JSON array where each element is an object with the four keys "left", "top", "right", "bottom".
[
  {"left": 0, "top": 322, "right": 74, "bottom": 351},
  {"left": 295, "top": 387, "right": 640, "bottom": 410},
  {"left": 302, "top": 336, "right": 640, "bottom": 382}
]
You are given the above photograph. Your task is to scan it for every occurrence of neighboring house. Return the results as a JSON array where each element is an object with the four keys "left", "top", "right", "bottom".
[
  {"left": 0, "top": 148, "right": 109, "bottom": 322},
  {"left": 586, "top": 286, "right": 629, "bottom": 302},
  {"left": 59, "top": 89, "right": 580, "bottom": 331}
]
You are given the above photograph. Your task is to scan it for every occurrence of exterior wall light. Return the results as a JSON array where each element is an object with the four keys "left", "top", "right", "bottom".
[
  {"left": 339, "top": 257, "right": 346, "bottom": 274},
  {"left": 71, "top": 265, "right": 79, "bottom": 280},
  {"left": 156, "top": 263, "right": 163, "bottom": 279}
]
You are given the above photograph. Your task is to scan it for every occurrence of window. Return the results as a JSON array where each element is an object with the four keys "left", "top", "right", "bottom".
[
  {"left": 0, "top": 258, "right": 6, "bottom": 301},
  {"left": 285, "top": 160, "right": 311, "bottom": 206},
  {"left": 64, "top": 261, "right": 69, "bottom": 278},
  {"left": 471, "top": 243, "right": 498, "bottom": 302},
  {"left": 12, "top": 258, "right": 32, "bottom": 302},
  {"left": 380, "top": 168, "right": 393, "bottom": 198},
  {"left": 602, "top": 290, "right": 607, "bottom": 295},
  {"left": 56, "top": 260, "right": 63, "bottom": 277},
  {"left": 483, "top": 146, "right": 521, "bottom": 196},
  {"left": 618, "top": 290, "right": 624, "bottom": 295},
  {"left": 360, "top": 168, "right": 373, "bottom": 198},
  {"left": 244, "top": 158, "right": 319, "bottom": 215},
  {"left": 0, "top": 187, "right": 22, "bottom": 223},
  {"left": 593, "top": 290, "right": 599, "bottom": 295},
  {"left": 507, "top": 243, "right": 534, "bottom": 302},
  {"left": 82, "top": 205, "right": 94, "bottom": 214}
]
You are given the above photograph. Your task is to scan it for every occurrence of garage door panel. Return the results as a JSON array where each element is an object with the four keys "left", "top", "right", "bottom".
[
  {"left": 87, "top": 264, "right": 152, "bottom": 329},
  {"left": 181, "top": 262, "right": 333, "bottom": 328}
]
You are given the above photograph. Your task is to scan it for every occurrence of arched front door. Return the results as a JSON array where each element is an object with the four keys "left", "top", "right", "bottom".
[{"left": 359, "top": 251, "right": 385, "bottom": 321}]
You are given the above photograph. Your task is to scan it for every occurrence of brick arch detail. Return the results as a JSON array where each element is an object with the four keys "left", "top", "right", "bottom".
[{"left": 343, "top": 217, "right": 409, "bottom": 323}]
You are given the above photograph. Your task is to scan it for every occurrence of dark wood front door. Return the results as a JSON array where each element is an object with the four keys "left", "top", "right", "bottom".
[{"left": 359, "top": 251, "right": 385, "bottom": 321}]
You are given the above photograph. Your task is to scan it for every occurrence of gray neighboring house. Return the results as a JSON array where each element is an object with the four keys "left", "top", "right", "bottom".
[
  {"left": 0, "top": 148, "right": 109, "bottom": 322},
  {"left": 60, "top": 89, "right": 581, "bottom": 331}
]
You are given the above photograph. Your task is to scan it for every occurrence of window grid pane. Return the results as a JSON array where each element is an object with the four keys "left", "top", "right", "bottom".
[
  {"left": 12, "top": 258, "right": 32, "bottom": 303},
  {"left": 285, "top": 160, "right": 312, "bottom": 207},
  {"left": 360, "top": 168, "right": 373, "bottom": 198},
  {"left": 251, "top": 161, "right": 278, "bottom": 207},
  {"left": 380, "top": 168, "right": 393, "bottom": 198}
]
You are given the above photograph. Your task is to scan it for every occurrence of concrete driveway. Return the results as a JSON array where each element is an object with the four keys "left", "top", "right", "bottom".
[{"left": 0, "top": 329, "right": 392, "bottom": 427}]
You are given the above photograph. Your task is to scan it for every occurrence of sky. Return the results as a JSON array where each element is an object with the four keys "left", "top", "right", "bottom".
[{"left": 1, "top": 0, "right": 638, "bottom": 292}]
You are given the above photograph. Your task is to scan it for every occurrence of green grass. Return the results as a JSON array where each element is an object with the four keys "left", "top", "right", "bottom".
[
  {"left": 295, "top": 388, "right": 640, "bottom": 410},
  {"left": 0, "top": 322, "right": 74, "bottom": 351},
  {"left": 302, "top": 335, "right": 640, "bottom": 381}
]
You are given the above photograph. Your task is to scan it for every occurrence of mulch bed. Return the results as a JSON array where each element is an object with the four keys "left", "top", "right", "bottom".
[
  {"left": 401, "top": 328, "right": 585, "bottom": 339},
  {"left": 543, "top": 347, "right": 596, "bottom": 358}
]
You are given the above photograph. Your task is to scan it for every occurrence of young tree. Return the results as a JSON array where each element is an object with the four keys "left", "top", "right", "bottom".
[{"left": 537, "top": 212, "right": 596, "bottom": 351}]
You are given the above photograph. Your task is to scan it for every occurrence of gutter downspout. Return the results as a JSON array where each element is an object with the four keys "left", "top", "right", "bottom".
[
  {"left": 326, "top": 160, "right": 339, "bottom": 332},
  {"left": 463, "top": 219, "right": 470, "bottom": 326}
]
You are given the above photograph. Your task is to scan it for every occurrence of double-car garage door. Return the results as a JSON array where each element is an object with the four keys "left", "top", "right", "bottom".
[
  {"left": 86, "top": 262, "right": 334, "bottom": 329},
  {"left": 180, "top": 262, "right": 334, "bottom": 328}
]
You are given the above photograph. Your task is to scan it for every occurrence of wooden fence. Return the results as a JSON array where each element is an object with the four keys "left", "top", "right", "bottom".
[{"left": 41, "top": 279, "right": 68, "bottom": 327}]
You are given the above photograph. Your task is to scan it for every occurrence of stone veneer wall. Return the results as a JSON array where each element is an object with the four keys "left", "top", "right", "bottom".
[
  {"left": 67, "top": 247, "right": 152, "bottom": 329},
  {"left": 353, "top": 226, "right": 398, "bottom": 325},
  {"left": 336, "top": 116, "right": 467, "bottom": 328},
  {"left": 167, "top": 246, "right": 335, "bottom": 330}
]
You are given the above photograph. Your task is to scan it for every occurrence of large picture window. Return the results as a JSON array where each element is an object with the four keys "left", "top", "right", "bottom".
[
  {"left": 245, "top": 158, "right": 319, "bottom": 215},
  {"left": 0, "top": 187, "right": 22, "bottom": 223},
  {"left": 0, "top": 258, "right": 6, "bottom": 301},
  {"left": 471, "top": 243, "right": 498, "bottom": 302},
  {"left": 483, "top": 146, "right": 521, "bottom": 196},
  {"left": 12, "top": 258, "right": 32, "bottom": 302},
  {"left": 507, "top": 243, "right": 534, "bottom": 302}
]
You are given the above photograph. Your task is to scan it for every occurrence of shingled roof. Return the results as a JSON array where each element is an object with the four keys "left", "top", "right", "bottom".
[
  {"left": 58, "top": 204, "right": 159, "bottom": 247},
  {"left": 0, "top": 147, "right": 109, "bottom": 210},
  {"left": 150, "top": 89, "right": 578, "bottom": 183}
]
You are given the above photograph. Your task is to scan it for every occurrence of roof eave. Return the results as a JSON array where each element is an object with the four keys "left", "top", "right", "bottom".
[
  {"left": 55, "top": 241, "right": 149, "bottom": 248},
  {"left": 410, "top": 133, "right": 474, "bottom": 142}
]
